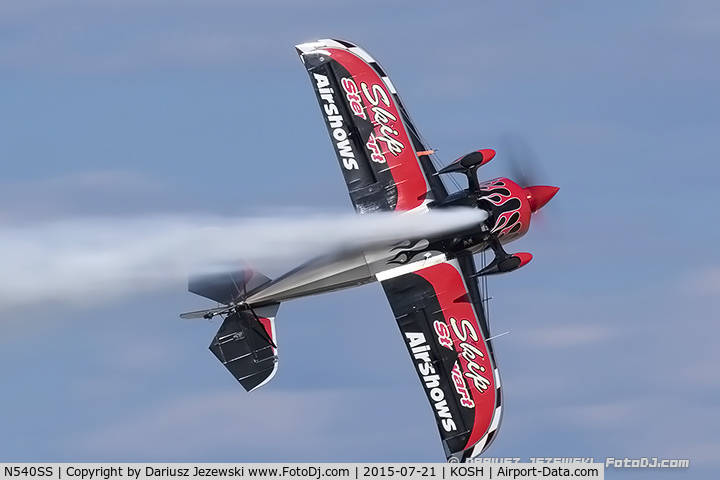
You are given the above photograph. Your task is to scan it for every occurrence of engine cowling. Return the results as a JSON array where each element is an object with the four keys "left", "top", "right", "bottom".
[{"left": 478, "top": 177, "right": 558, "bottom": 245}]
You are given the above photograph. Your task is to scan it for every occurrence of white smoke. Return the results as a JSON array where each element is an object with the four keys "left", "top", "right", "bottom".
[{"left": 0, "top": 208, "right": 486, "bottom": 311}]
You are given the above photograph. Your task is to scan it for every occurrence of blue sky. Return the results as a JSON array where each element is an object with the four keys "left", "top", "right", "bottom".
[{"left": 1, "top": 1, "right": 719, "bottom": 478}]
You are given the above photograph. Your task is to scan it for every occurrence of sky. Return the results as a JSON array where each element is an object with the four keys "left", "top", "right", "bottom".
[{"left": 1, "top": 0, "right": 719, "bottom": 478}]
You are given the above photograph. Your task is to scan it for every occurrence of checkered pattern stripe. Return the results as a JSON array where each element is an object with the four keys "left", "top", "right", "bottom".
[
  {"left": 466, "top": 367, "right": 503, "bottom": 459},
  {"left": 296, "top": 38, "right": 398, "bottom": 95}
]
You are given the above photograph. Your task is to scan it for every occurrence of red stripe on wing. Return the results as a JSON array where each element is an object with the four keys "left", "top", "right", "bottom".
[
  {"left": 416, "top": 262, "right": 497, "bottom": 450},
  {"left": 328, "top": 48, "right": 429, "bottom": 211}
]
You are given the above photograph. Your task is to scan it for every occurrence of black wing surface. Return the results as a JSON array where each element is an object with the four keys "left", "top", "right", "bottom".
[
  {"left": 296, "top": 39, "right": 448, "bottom": 214},
  {"left": 377, "top": 254, "right": 502, "bottom": 461},
  {"left": 209, "top": 304, "right": 280, "bottom": 392}
]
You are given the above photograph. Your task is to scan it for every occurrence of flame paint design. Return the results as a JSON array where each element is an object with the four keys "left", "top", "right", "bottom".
[
  {"left": 479, "top": 179, "right": 523, "bottom": 241},
  {"left": 388, "top": 238, "right": 431, "bottom": 265}
]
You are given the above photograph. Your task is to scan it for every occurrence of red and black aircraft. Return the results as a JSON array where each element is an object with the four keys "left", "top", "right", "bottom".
[{"left": 181, "top": 39, "right": 558, "bottom": 462}]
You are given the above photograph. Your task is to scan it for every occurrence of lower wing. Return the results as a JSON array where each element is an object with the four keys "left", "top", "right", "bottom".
[{"left": 378, "top": 254, "right": 502, "bottom": 461}]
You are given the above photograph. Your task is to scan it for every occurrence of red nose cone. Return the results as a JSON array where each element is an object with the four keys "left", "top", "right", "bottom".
[{"left": 525, "top": 185, "right": 559, "bottom": 213}]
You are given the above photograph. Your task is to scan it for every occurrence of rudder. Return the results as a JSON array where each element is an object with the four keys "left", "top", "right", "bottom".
[{"left": 209, "top": 302, "right": 280, "bottom": 392}]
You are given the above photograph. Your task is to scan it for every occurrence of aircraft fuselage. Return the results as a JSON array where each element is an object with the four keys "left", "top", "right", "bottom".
[{"left": 245, "top": 176, "right": 542, "bottom": 306}]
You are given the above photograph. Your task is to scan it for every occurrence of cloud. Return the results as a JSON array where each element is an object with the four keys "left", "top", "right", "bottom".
[
  {"left": 0, "top": 170, "right": 163, "bottom": 221},
  {"left": 558, "top": 398, "right": 720, "bottom": 468},
  {"left": 0, "top": 1, "right": 287, "bottom": 74},
  {"left": 560, "top": 402, "right": 639, "bottom": 431},
  {"left": 71, "top": 386, "right": 436, "bottom": 462},
  {"left": 515, "top": 324, "right": 614, "bottom": 348},
  {"left": 682, "top": 266, "right": 720, "bottom": 297},
  {"left": 659, "top": 0, "right": 720, "bottom": 37},
  {"left": 70, "top": 388, "right": 342, "bottom": 460},
  {"left": 0, "top": 0, "right": 419, "bottom": 75}
]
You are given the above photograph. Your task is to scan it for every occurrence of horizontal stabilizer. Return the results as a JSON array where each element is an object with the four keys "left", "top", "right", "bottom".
[
  {"left": 189, "top": 268, "right": 272, "bottom": 304},
  {"left": 179, "top": 305, "right": 232, "bottom": 320}
]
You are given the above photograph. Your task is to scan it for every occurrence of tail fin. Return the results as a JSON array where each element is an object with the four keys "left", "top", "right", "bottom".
[
  {"left": 209, "top": 303, "right": 280, "bottom": 392},
  {"left": 184, "top": 268, "right": 281, "bottom": 392}
]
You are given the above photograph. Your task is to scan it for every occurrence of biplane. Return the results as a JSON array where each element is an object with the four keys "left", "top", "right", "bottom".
[{"left": 181, "top": 39, "right": 558, "bottom": 462}]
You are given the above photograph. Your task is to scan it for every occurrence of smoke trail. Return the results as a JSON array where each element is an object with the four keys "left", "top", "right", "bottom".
[{"left": 0, "top": 208, "right": 486, "bottom": 311}]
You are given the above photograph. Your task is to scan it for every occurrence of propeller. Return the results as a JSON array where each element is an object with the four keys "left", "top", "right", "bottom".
[
  {"left": 501, "top": 135, "right": 541, "bottom": 189},
  {"left": 500, "top": 135, "right": 558, "bottom": 221}
]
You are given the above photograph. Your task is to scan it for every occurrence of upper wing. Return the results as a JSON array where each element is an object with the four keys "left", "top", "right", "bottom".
[
  {"left": 296, "top": 39, "right": 448, "bottom": 214},
  {"left": 377, "top": 254, "right": 502, "bottom": 461}
]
